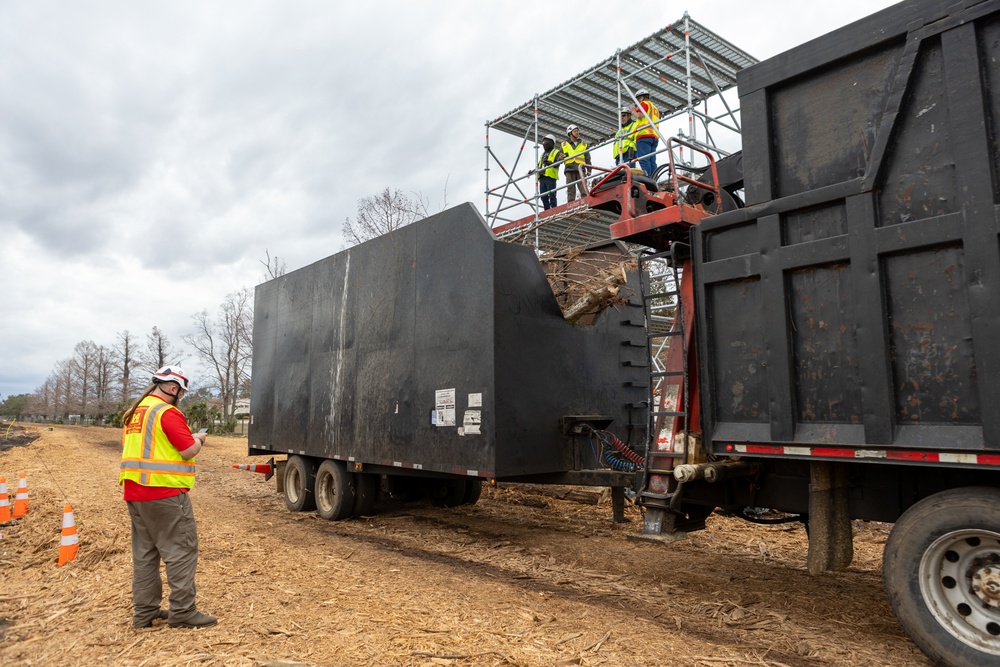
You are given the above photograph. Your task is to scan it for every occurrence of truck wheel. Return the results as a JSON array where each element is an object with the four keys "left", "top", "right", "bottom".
[
  {"left": 352, "top": 473, "right": 378, "bottom": 517},
  {"left": 315, "top": 460, "right": 355, "bottom": 521},
  {"left": 462, "top": 479, "right": 483, "bottom": 506},
  {"left": 883, "top": 487, "right": 1000, "bottom": 667},
  {"left": 284, "top": 455, "right": 317, "bottom": 512}
]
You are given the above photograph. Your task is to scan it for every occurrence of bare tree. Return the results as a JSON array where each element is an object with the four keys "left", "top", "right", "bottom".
[
  {"left": 184, "top": 287, "right": 253, "bottom": 423},
  {"left": 71, "top": 341, "right": 99, "bottom": 417},
  {"left": 29, "top": 377, "right": 54, "bottom": 420},
  {"left": 93, "top": 344, "right": 115, "bottom": 418},
  {"left": 143, "top": 326, "right": 182, "bottom": 374},
  {"left": 260, "top": 249, "right": 286, "bottom": 281},
  {"left": 114, "top": 330, "right": 141, "bottom": 403},
  {"left": 342, "top": 187, "right": 425, "bottom": 246},
  {"left": 51, "top": 359, "right": 75, "bottom": 420}
]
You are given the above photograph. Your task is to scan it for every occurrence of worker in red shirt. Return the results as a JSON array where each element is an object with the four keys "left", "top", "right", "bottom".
[
  {"left": 632, "top": 88, "right": 661, "bottom": 177},
  {"left": 120, "top": 366, "right": 216, "bottom": 629}
]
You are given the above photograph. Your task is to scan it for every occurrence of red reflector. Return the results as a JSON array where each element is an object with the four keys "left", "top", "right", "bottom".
[
  {"left": 812, "top": 448, "right": 857, "bottom": 458},
  {"left": 745, "top": 445, "right": 782, "bottom": 455}
]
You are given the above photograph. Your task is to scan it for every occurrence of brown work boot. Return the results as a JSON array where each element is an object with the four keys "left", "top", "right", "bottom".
[{"left": 169, "top": 611, "right": 217, "bottom": 628}]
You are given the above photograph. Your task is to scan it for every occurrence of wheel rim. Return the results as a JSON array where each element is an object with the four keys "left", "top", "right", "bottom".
[
  {"left": 316, "top": 470, "right": 334, "bottom": 514},
  {"left": 287, "top": 466, "right": 302, "bottom": 503},
  {"left": 920, "top": 528, "right": 1000, "bottom": 654}
]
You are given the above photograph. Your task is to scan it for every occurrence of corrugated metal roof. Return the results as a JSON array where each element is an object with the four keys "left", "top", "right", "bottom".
[
  {"left": 488, "top": 15, "right": 758, "bottom": 146},
  {"left": 494, "top": 208, "right": 622, "bottom": 251}
]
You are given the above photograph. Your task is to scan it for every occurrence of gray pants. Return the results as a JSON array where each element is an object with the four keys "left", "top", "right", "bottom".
[
  {"left": 127, "top": 493, "right": 199, "bottom": 626},
  {"left": 565, "top": 170, "right": 585, "bottom": 201}
]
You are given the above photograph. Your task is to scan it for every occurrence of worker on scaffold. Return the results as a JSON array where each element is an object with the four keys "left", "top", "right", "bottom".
[
  {"left": 632, "top": 88, "right": 660, "bottom": 177},
  {"left": 561, "top": 124, "right": 592, "bottom": 202},
  {"left": 535, "top": 133, "right": 562, "bottom": 210},
  {"left": 613, "top": 106, "right": 637, "bottom": 165}
]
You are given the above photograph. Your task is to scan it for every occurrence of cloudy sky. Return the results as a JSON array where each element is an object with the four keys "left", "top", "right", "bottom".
[{"left": 0, "top": 0, "right": 899, "bottom": 399}]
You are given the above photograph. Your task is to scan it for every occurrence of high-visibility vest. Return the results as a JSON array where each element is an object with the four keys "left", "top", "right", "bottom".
[
  {"left": 561, "top": 140, "right": 589, "bottom": 169},
  {"left": 537, "top": 148, "right": 560, "bottom": 180},
  {"left": 119, "top": 395, "right": 196, "bottom": 489},
  {"left": 633, "top": 100, "right": 660, "bottom": 139},
  {"left": 613, "top": 121, "right": 638, "bottom": 158}
]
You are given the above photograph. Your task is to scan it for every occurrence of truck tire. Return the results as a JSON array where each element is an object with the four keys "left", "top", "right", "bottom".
[
  {"left": 315, "top": 459, "right": 355, "bottom": 521},
  {"left": 284, "top": 455, "right": 317, "bottom": 512},
  {"left": 352, "top": 473, "right": 378, "bottom": 517},
  {"left": 883, "top": 486, "right": 1000, "bottom": 667}
]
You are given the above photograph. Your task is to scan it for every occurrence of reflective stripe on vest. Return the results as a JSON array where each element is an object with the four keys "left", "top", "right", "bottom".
[
  {"left": 561, "top": 141, "right": 588, "bottom": 167},
  {"left": 613, "top": 122, "right": 637, "bottom": 158},
  {"left": 634, "top": 100, "right": 660, "bottom": 138},
  {"left": 537, "top": 148, "right": 560, "bottom": 180},
  {"left": 119, "top": 395, "right": 196, "bottom": 489}
]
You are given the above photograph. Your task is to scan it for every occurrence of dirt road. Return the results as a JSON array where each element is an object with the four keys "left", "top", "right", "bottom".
[{"left": 0, "top": 426, "right": 928, "bottom": 666}]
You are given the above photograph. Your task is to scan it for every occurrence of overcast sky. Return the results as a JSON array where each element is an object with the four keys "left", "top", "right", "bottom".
[{"left": 0, "top": 0, "right": 900, "bottom": 399}]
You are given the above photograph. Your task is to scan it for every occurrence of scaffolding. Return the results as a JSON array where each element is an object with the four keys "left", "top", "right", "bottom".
[{"left": 483, "top": 12, "right": 758, "bottom": 243}]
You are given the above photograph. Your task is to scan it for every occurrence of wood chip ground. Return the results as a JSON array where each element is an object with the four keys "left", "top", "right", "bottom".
[{"left": 0, "top": 426, "right": 929, "bottom": 666}]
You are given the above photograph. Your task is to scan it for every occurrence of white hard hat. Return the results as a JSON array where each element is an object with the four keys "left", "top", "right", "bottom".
[
  {"left": 620, "top": 106, "right": 632, "bottom": 114},
  {"left": 152, "top": 365, "right": 190, "bottom": 391},
  {"left": 566, "top": 124, "right": 579, "bottom": 135},
  {"left": 636, "top": 88, "right": 650, "bottom": 98},
  {"left": 543, "top": 133, "right": 556, "bottom": 142}
]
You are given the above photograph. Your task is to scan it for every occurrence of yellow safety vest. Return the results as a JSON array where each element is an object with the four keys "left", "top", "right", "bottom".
[
  {"left": 633, "top": 100, "right": 660, "bottom": 139},
  {"left": 613, "top": 121, "right": 637, "bottom": 158},
  {"left": 561, "top": 140, "right": 589, "bottom": 169},
  {"left": 537, "top": 148, "right": 560, "bottom": 180},
  {"left": 119, "top": 395, "right": 196, "bottom": 489}
]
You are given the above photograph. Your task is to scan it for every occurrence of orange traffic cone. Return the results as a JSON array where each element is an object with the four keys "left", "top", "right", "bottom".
[
  {"left": 11, "top": 474, "right": 28, "bottom": 519},
  {"left": 232, "top": 457, "right": 275, "bottom": 480},
  {"left": 0, "top": 478, "right": 10, "bottom": 524},
  {"left": 58, "top": 504, "right": 79, "bottom": 566},
  {"left": 233, "top": 463, "right": 272, "bottom": 474}
]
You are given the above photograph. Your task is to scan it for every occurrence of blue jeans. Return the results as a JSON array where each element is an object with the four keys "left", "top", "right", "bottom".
[
  {"left": 538, "top": 176, "right": 557, "bottom": 210},
  {"left": 636, "top": 137, "right": 658, "bottom": 178}
]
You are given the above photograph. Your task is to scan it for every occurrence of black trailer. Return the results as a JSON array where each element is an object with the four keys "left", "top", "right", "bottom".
[
  {"left": 641, "top": 1, "right": 1000, "bottom": 664},
  {"left": 249, "top": 204, "right": 646, "bottom": 520}
]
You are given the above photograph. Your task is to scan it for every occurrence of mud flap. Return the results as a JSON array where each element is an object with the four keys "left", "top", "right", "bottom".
[{"left": 807, "top": 461, "right": 854, "bottom": 574}]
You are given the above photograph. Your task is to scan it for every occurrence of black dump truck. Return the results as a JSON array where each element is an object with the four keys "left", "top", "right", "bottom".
[{"left": 249, "top": 1, "right": 1000, "bottom": 664}]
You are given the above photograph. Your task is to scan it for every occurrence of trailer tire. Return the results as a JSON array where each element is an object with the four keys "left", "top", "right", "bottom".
[
  {"left": 315, "top": 460, "right": 355, "bottom": 521},
  {"left": 284, "top": 455, "right": 317, "bottom": 512},
  {"left": 463, "top": 479, "right": 483, "bottom": 506},
  {"left": 432, "top": 479, "right": 467, "bottom": 508},
  {"left": 883, "top": 486, "right": 1000, "bottom": 667},
  {"left": 352, "top": 473, "right": 378, "bottom": 517}
]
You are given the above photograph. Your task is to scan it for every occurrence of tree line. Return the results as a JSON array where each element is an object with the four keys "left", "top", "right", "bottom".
[{"left": 2, "top": 287, "right": 256, "bottom": 430}]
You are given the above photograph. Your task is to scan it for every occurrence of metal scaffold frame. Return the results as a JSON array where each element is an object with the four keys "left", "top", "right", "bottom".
[{"left": 484, "top": 12, "right": 757, "bottom": 235}]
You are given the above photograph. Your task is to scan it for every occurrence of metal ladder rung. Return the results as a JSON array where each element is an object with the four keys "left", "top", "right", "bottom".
[
  {"left": 650, "top": 370, "right": 684, "bottom": 378},
  {"left": 648, "top": 330, "right": 681, "bottom": 340},
  {"left": 651, "top": 410, "right": 687, "bottom": 418}
]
